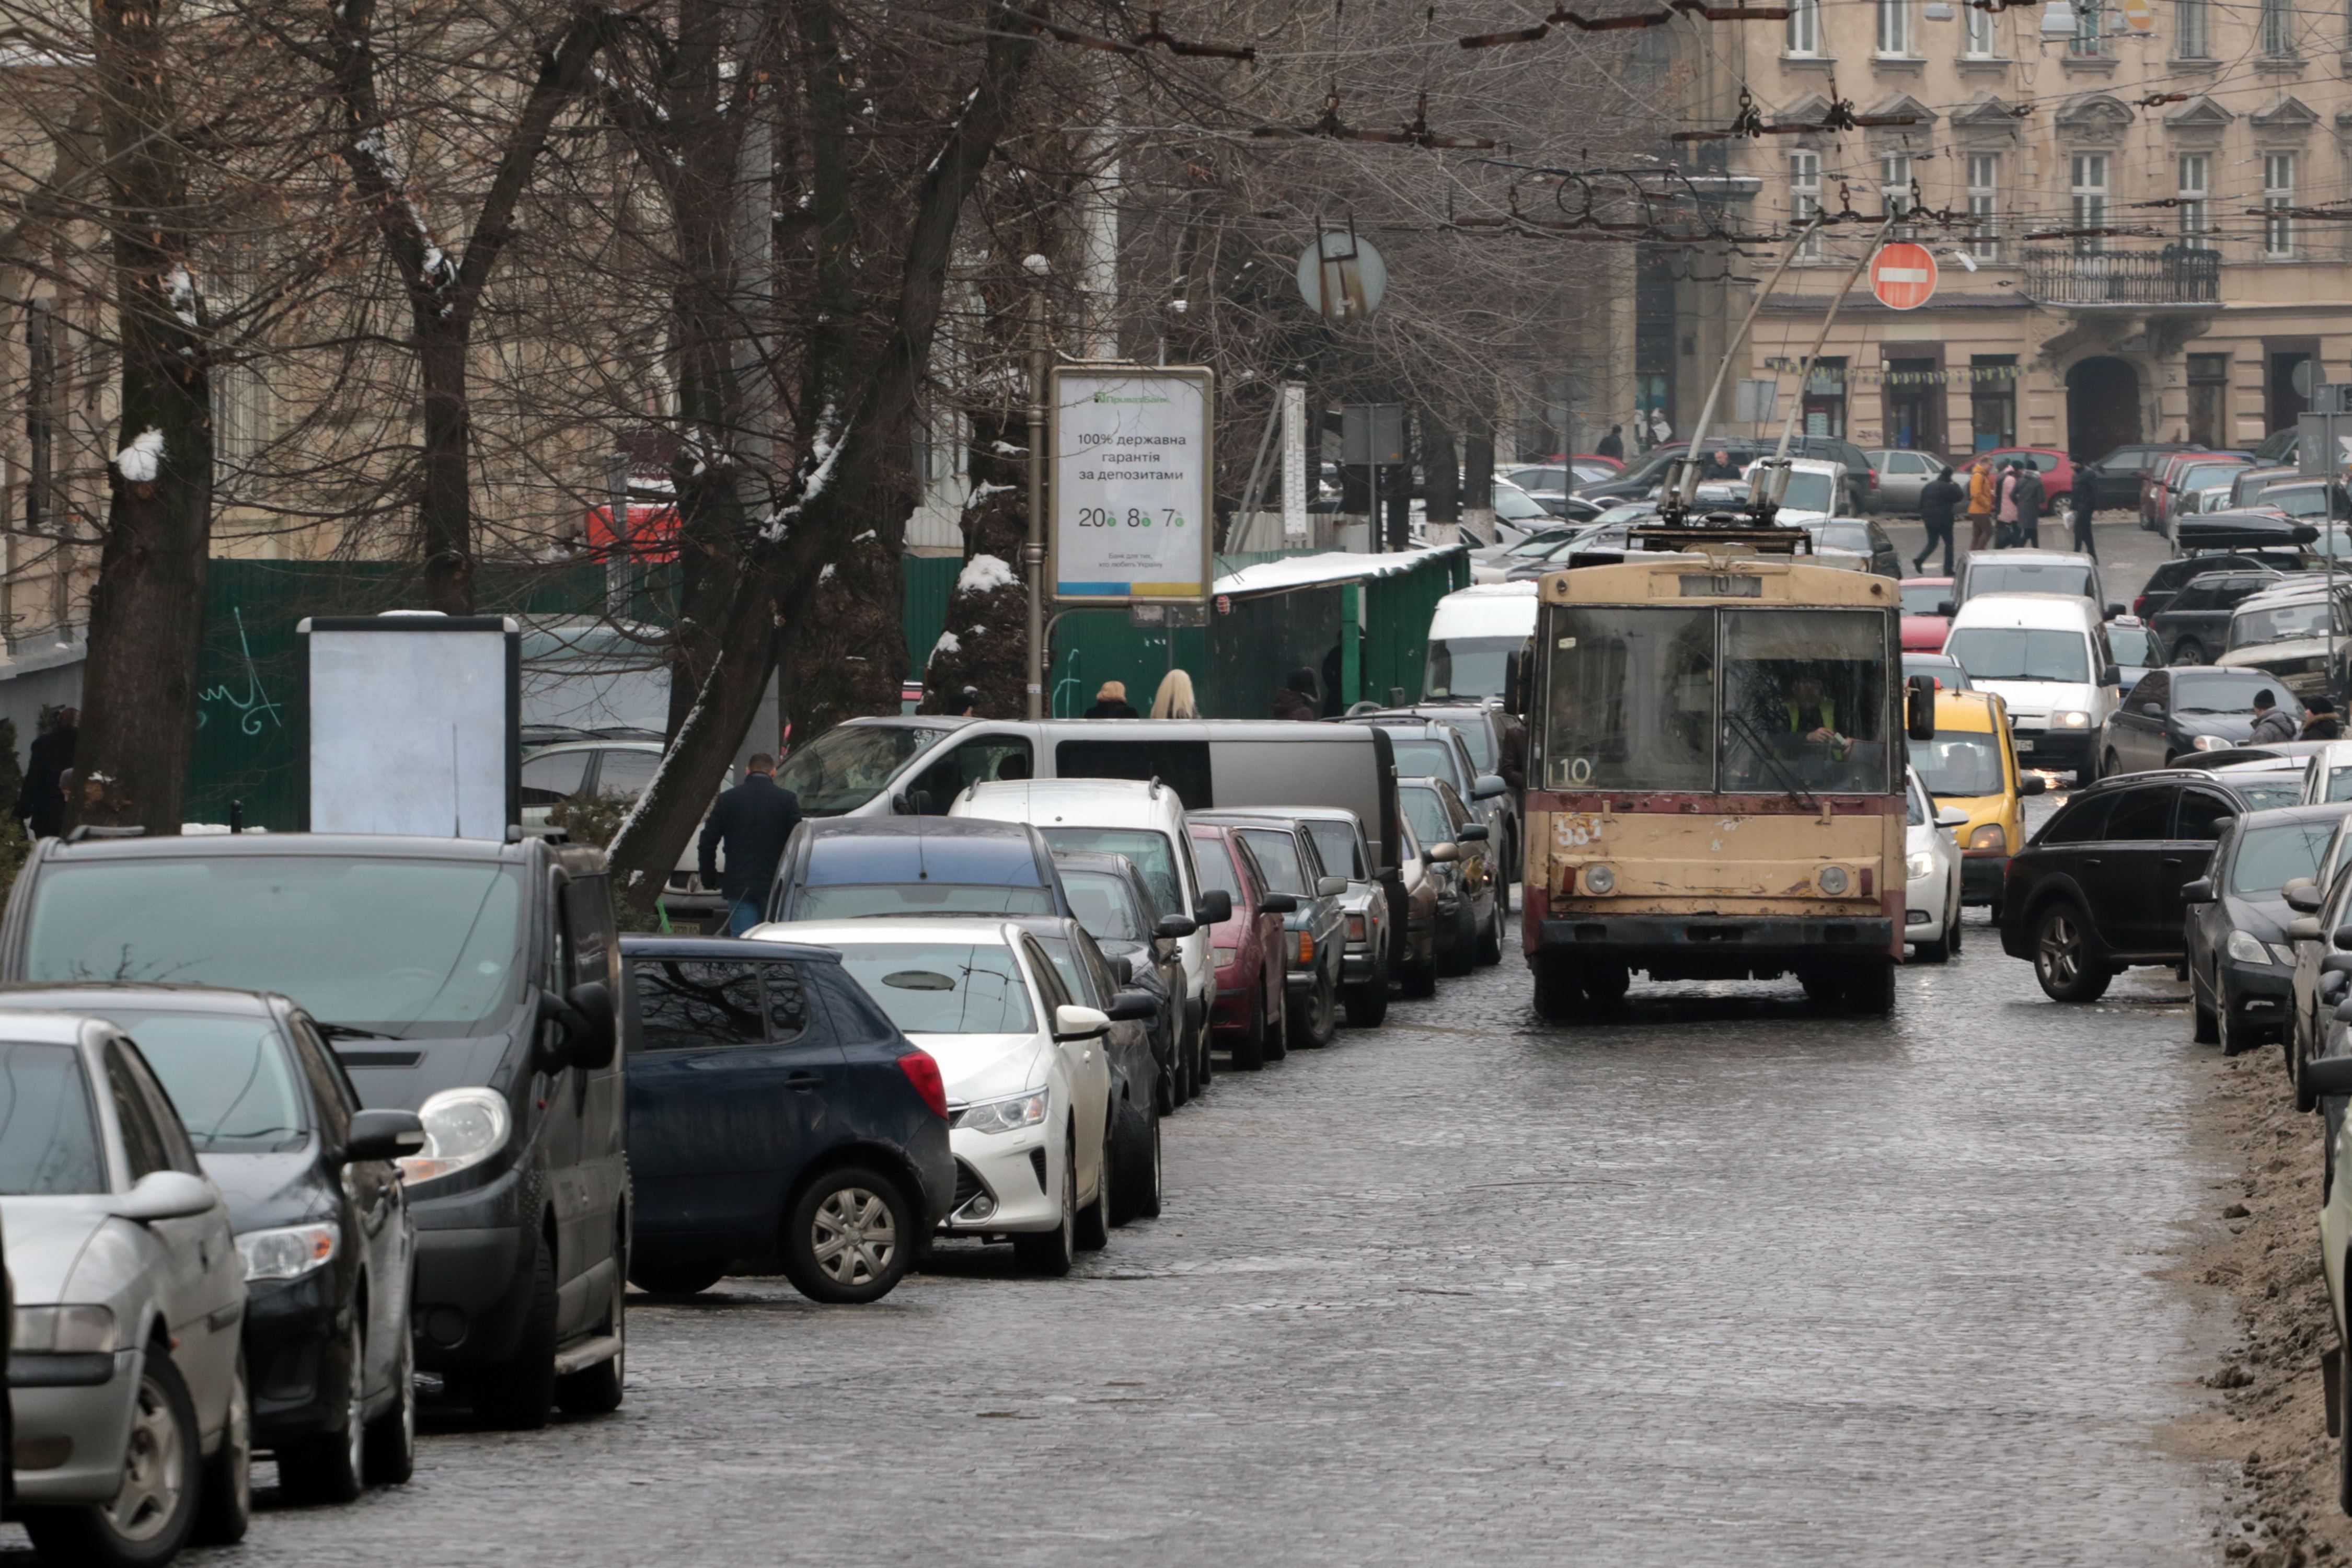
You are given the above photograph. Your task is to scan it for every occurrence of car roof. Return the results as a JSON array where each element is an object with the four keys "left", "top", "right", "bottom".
[
  {"left": 1932, "top": 689, "right": 2002, "bottom": 728},
  {"left": 1196, "top": 803, "right": 1366, "bottom": 832},
  {"left": 1047, "top": 849, "right": 1146, "bottom": 878},
  {"left": 746, "top": 918, "right": 1024, "bottom": 948},
  {"left": 618, "top": 934, "right": 841, "bottom": 963},
  {"left": 0, "top": 1011, "right": 107, "bottom": 1045},
  {"left": 0, "top": 983, "right": 283, "bottom": 1017},
  {"left": 801, "top": 815, "right": 1038, "bottom": 840},
  {"left": 2234, "top": 801, "right": 2352, "bottom": 827},
  {"left": 1947, "top": 592, "right": 2100, "bottom": 629},
  {"left": 1968, "top": 548, "right": 2093, "bottom": 567},
  {"left": 30, "top": 832, "right": 532, "bottom": 865},
  {"left": 958, "top": 779, "right": 1179, "bottom": 826},
  {"left": 2077, "top": 767, "right": 2246, "bottom": 797}
]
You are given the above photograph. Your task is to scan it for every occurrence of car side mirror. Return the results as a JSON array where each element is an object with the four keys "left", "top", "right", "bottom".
[
  {"left": 1110, "top": 954, "right": 1135, "bottom": 985},
  {"left": 1933, "top": 806, "right": 1969, "bottom": 828},
  {"left": 1906, "top": 675, "right": 1937, "bottom": 743},
  {"left": 1472, "top": 774, "right": 1508, "bottom": 800},
  {"left": 2181, "top": 878, "right": 2216, "bottom": 903},
  {"left": 1194, "top": 889, "right": 1233, "bottom": 925},
  {"left": 116, "top": 1169, "right": 216, "bottom": 1224},
  {"left": 1155, "top": 913, "right": 1198, "bottom": 940},
  {"left": 1258, "top": 893, "right": 1298, "bottom": 915},
  {"left": 2099, "top": 666, "right": 2120, "bottom": 687},
  {"left": 535, "top": 980, "right": 617, "bottom": 1073},
  {"left": 1429, "top": 841, "right": 1460, "bottom": 863},
  {"left": 1935, "top": 600, "right": 1956, "bottom": 618},
  {"left": 2322, "top": 951, "right": 2352, "bottom": 977},
  {"left": 1458, "top": 824, "right": 1490, "bottom": 843},
  {"left": 2290, "top": 916, "right": 2325, "bottom": 943},
  {"left": 1315, "top": 876, "right": 1350, "bottom": 898},
  {"left": 2324, "top": 969, "right": 2348, "bottom": 999},
  {"left": 2140, "top": 700, "right": 2164, "bottom": 716},
  {"left": 1376, "top": 866, "right": 1404, "bottom": 885},
  {"left": 340, "top": 1108, "right": 426, "bottom": 1165},
  {"left": 1104, "top": 989, "right": 1159, "bottom": 1022},
  {"left": 2020, "top": 775, "right": 2045, "bottom": 795},
  {"left": 2336, "top": 921, "right": 2352, "bottom": 950},
  {"left": 1053, "top": 1004, "right": 1111, "bottom": 1042},
  {"left": 2305, "top": 1055, "right": 2352, "bottom": 1100},
  {"left": 2105, "top": 604, "right": 2126, "bottom": 620},
  {"left": 2286, "top": 879, "right": 2324, "bottom": 913},
  {"left": 2210, "top": 816, "right": 2237, "bottom": 837}
]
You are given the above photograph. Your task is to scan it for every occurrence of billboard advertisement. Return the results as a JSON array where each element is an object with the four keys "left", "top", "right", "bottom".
[{"left": 1050, "top": 365, "right": 1214, "bottom": 604}]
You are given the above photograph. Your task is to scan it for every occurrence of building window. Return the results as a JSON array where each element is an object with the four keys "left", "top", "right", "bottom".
[
  {"left": 2177, "top": 154, "right": 2209, "bottom": 239},
  {"left": 2187, "top": 353, "right": 2229, "bottom": 448},
  {"left": 1964, "top": 2, "right": 1998, "bottom": 55},
  {"left": 1803, "top": 357, "right": 1847, "bottom": 437},
  {"left": 1970, "top": 355, "right": 2017, "bottom": 451},
  {"left": 1877, "top": 0, "right": 1913, "bottom": 54},
  {"left": 1786, "top": 0, "right": 1820, "bottom": 54},
  {"left": 2265, "top": 153, "right": 2295, "bottom": 257},
  {"left": 1880, "top": 153, "right": 1913, "bottom": 237},
  {"left": 2070, "top": 153, "right": 2108, "bottom": 252},
  {"left": 2176, "top": 0, "right": 2209, "bottom": 56},
  {"left": 1967, "top": 153, "right": 2000, "bottom": 259},
  {"left": 2260, "top": 0, "right": 2292, "bottom": 55},
  {"left": 2071, "top": 0, "right": 2104, "bottom": 54},
  {"left": 1791, "top": 151, "right": 1822, "bottom": 259}
]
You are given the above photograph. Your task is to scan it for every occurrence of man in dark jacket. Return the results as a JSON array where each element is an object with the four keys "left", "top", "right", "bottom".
[
  {"left": 1913, "top": 466, "right": 1962, "bottom": 575},
  {"left": 1596, "top": 425, "right": 1624, "bottom": 459},
  {"left": 2069, "top": 477, "right": 2097, "bottom": 558},
  {"left": 1272, "top": 668, "right": 1320, "bottom": 721},
  {"left": 699, "top": 753, "right": 802, "bottom": 935},
  {"left": 2249, "top": 689, "right": 2299, "bottom": 745},
  {"left": 2303, "top": 696, "right": 2344, "bottom": 740},
  {"left": 2012, "top": 463, "right": 2045, "bottom": 548},
  {"left": 16, "top": 705, "right": 75, "bottom": 840}
]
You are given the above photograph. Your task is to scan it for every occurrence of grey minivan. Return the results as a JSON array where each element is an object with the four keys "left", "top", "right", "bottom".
[{"left": 0, "top": 832, "right": 630, "bottom": 1432}]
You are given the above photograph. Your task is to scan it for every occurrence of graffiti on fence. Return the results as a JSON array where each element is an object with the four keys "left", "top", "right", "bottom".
[{"left": 197, "top": 607, "right": 284, "bottom": 738}]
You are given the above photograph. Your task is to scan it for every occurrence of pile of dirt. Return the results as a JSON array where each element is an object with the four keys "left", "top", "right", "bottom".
[{"left": 2180, "top": 1050, "right": 2350, "bottom": 1565}]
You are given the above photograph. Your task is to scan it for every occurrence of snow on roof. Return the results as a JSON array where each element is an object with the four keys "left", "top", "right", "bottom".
[{"left": 1213, "top": 545, "right": 1463, "bottom": 598}]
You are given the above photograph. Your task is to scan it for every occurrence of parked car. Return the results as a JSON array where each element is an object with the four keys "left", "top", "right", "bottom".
[
  {"left": 2233, "top": 464, "right": 2302, "bottom": 509},
  {"left": 2215, "top": 577, "right": 2352, "bottom": 704},
  {"left": 2073, "top": 440, "right": 2197, "bottom": 512},
  {"left": 2281, "top": 813, "right": 2352, "bottom": 1083},
  {"left": 1912, "top": 688, "right": 2040, "bottom": 913},
  {"left": 1900, "top": 577, "right": 1955, "bottom": 652},
  {"left": 2149, "top": 569, "right": 2286, "bottom": 665},
  {"left": 2306, "top": 1048, "right": 2352, "bottom": 1504},
  {"left": 1903, "top": 652, "right": 1973, "bottom": 691},
  {"left": 775, "top": 919, "right": 1115, "bottom": 1276},
  {"left": 0, "top": 831, "right": 630, "bottom": 1431},
  {"left": 1195, "top": 814, "right": 1348, "bottom": 1052},
  {"left": 522, "top": 739, "right": 724, "bottom": 926},
  {"left": 2199, "top": 755, "right": 2313, "bottom": 811},
  {"left": 0, "top": 985, "right": 422, "bottom": 1505},
  {"left": 1050, "top": 850, "right": 1187, "bottom": 1109},
  {"left": 0, "top": 1016, "right": 251, "bottom": 1563},
  {"left": 619, "top": 936, "right": 953, "bottom": 1302},
  {"left": 1904, "top": 767, "right": 1967, "bottom": 962},
  {"left": 1576, "top": 436, "right": 1875, "bottom": 512},
  {"left": 2185, "top": 804, "right": 2352, "bottom": 1055},
  {"left": 1391, "top": 813, "right": 1443, "bottom": 997},
  {"left": 1397, "top": 777, "right": 1500, "bottom": 976},
  {"left": 2098, "top": 667, "right": 2308, "bottom": 776},
  {"left": 1999, "top": 770, "right": 2249, "bottom": 1000},
  {"left": 1343, "top": 717, "right": 1513, "bottom": 880},
  {"left": 1209, "top": 806, "right": 1394, "bottom": 1028},
  {"left": 2104, "top": 614, "right": 2165, "bottom": 693},
  {"left": 2132, "top": 554, "right": 2290, "bottom": 621},
  {"left": 1005, "top": 917, "right": 1165, "bottom": 1225},
  {"left": 2157, "top": 456, "right": 2254, "bottom": 539},
  {"left": 1186, "top": 823, "right": 1288, "bottom": 1071},
  {"left": 768, "top": 816, "right": 1074, "bottom": 923},
  {"left": 2309, "top": 741, "right": 2352, "bottom": 805},
  {"left": 1943, "top": 592, "right": 2122, "bottom": 778},
  {"left": 1469, "top": 526, "right": 1576, "bottom": 585},
  {"left": 1955, "top": 547, "right": 2109, "bottom": 613},
  {"left": 1867, "top": 449, "right": 1950, "bottom": 513},
  {"left": 2250, "top": 479, "right": 2349, "bottom": 526},
  {"left": 1804, "top": 516, "right": 1901, "bottom": 578},
  {"left": 1979, "top": 445, "right": 2074, "bottom": 509}
]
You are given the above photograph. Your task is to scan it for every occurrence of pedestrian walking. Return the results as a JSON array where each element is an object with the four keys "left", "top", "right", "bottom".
[
  {"left": 1271, "top": 666, "right": 1320, "bottom": 720},
  {"left": 1649, "top": 410, "right": 1673, "bottom": 448},
  {"left": 1915, "top": 466, "right": 1961, "bottom": 575},
  {"left": 2069, "top": 478, "right": 2097, "bottom": 558},
  {"left": 1597, "top": 424, "right": 1625, "bottom": 459},
  {"left": 2302, "top": 696, "right": 2343, "bottom": 740},
  {"left": 1150, "top": 668, "right": 1199, "bottom": 719},
  {"left": 1967, "top": 457, "right": 1996, "bottom": 554},
  {"left": 1995, "top": 462, "right": 2021, "bottom": 548},
  {"left": 2013, "top": 463, "right": 2045, "bottom": 547},
  {"left": 699, "top": 753, "right": 803, "bottom": 936},
  {"left": 1084, "top": 681, "right": 1138, "bottom": 719},
  {"left": 2249, "top": 689, "right": 2299, "bottom": 745},
  {"left": 15, "top": 704, "right": 75, "bottom": 840}
]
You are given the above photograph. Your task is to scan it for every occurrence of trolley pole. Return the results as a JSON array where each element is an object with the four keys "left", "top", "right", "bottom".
[
  {"left": 1025, "top": 257, "right": 1051, "bottom": 721},
  {"left": 1673, "top": 214, "right": 1824, "bottom": 513}
]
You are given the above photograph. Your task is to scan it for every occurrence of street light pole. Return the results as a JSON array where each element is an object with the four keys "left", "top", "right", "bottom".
[{"left": 1024, "top": 254, "right": 1051, "bottom": 721}]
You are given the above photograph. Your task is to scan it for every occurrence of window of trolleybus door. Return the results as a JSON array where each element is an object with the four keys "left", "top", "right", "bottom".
[{"left": 1538, "top": 605, "right": 1898, "bottom": 797}]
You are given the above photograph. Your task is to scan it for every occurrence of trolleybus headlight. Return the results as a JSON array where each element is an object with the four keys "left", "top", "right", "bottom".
[
  {"left": 1817, "top": 865, "right": 1851, "bottom": 896},
  {"left": 1582, "top": 864, "right": 1616, "bottom": 895}
]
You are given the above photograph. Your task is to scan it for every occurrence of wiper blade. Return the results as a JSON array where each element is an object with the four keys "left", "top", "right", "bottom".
[
  {"left": 315, "top": 1022, "right": 395, "bottom": 1040},
  {"left": 1723, "top": 712, "right": 1819, "bottom": 812}
]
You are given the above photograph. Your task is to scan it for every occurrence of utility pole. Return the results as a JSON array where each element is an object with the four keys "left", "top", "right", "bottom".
[
  {"left": 604, "top": 453, "right": 632, "bottom": 619},
  {"left": 1024, "top": 254, "right": 1051, "bottom": 721}
]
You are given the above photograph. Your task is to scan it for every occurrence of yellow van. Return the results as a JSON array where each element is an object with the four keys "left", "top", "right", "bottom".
[{"left": 1915, "top": 690, "right": 2043, "bottom": 915}]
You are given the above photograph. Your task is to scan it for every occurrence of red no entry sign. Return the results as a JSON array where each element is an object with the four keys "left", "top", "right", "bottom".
[{"left": 1871, "top": 243, "right": 1938, "bottom": 310}]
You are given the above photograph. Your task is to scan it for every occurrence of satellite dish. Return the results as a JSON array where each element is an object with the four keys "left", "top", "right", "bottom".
[{"left": 1296, "top": 229, "right": 1388, "bottom": 322}]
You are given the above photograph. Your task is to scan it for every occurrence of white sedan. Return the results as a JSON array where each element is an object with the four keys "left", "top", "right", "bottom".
[
  {"left": 752, "top": 918, "right": 1115, "bottom": 1277},
  {"left": 1905, "top": 766, "right": 1966, "bottom": 962}
]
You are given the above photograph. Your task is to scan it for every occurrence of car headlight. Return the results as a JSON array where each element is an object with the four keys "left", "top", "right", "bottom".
[
  {"left": 396, "top": 1087, "right": 512, "bottom": 1185},
  {"left": 951, "top": 1089, "right": 1049, "bottom": 1135},
  {"left": 2192, "top": 734, "right": 2231, "bottom": 751},
  {"left": 13, "top": 1305, "right": 117, "bottom": 1354},
  {"left": 1817, "top": 865, "right": 1851, "bottom": 895},
  {"left": 1582, "top": 863, "right": 1617, "bottom": 895},
  {"left": 2053, "top": 710, "right": 2091, "bottom": 729},
  {"left": 2226, "top": 929, "right": 2278, "bottom": 966},
  {"left": 236, "top": 1221, "right": 340, "bottom": 1283},
  {"left": 1966, "top": 823, "right": 2007, "bottom": 854},
  {"left": 1906, "top": 850, "right": 1935, "bottom": 880}
]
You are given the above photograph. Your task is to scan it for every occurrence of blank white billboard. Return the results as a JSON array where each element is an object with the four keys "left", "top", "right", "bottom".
[{"left": 301, "top": 615, "right": 518, "bottom": 839}]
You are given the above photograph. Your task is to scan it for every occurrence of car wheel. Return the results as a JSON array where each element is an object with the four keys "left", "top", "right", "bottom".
[
  {"left": 1401, "top": 958, "right": 1438, "bottom": 998},
  {"left": 2194, "top": 989, "right": 2220, "bottom": 1044},
  {"left": 1438, "top": 901, "right": 1477, "bottom": 977},
  {"left": 1533, "top": 954, "right": 1581, "bottom": 1022},
  {"left": 1074, "top": 1113, "right": 1113, "bottom": 1252},
  {"left": 1477, "top": 901, "right": 1504, "bottom": 966},
  {"left": 1801, "top": 969, "right": 1843, "bottom": 1008},
  {"left": 1109, "top": 1093, "right": 1160, "bottom": 1225},
  {"left": 1013, "top": 1136, "right": 1076, "bottom": 1277},
  {"left": 1193, "top": 1007, "right": 1214, "bottom": 1091},
  {"left": 627, "top": 1259, "right": 726, "bottom": 1296},
  {"left": 2174, "top": 640, "right": 2208, "bottom": 665},
  {"left": 279, "top": 1315, "right": 366, "bottom": 1504},
  {"left": 1913, "top": 924, "right": 1951, "bottom": 964},
  {"left": 2102, "top": 748, "right": 2120, "bottom": 780},
  {"left": 783, "top": 1166, "right": 914, "bottom": 1304},
  {"left": 1229, "top": 996, "right": 1267, "bottom": 1071},
  {"left": 24, "top": 1347, "right": 201, "bottom": 1567},
  {"left": 2033, "top": 902, "right": 2113, "bottom": 1002},
  {"left": 1580, "top": 962, "right": 1631, "bottom": 1008},
  {"left": 363, "top": 1306, "right": 416, "bottom": 1485},
  {"left": 1170, "top": 1019, "right": 1193, "bottom": 1106},
  {"left": 1344, "top": 963, "right": 1391, "bottom": 1028},
  {"left": 1289, "top": 969, "right": 1337, "bottom": 1050},
  {"left": 471, "top": 1230, "right": 558, "bottom": 1431},
  {"left": 1263, "top": 978, "right": 1291, "bottom": 1061},
  {"left": 1152, "top": 1029, "right": 1177, "bottom": 1115},
  {"left": 2340, "top": 1328, "right": 2352, "bottom": 1517},
  {"left": 2219, "top": 996, "right": 2250, "bottom": 1057},
  {"left": 191, "top": 1351, "right": 251, "bottom": 1546}
]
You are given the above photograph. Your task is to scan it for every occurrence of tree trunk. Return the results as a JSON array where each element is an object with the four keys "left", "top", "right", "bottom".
[
  {"left": 417, "top": 323, "right": 475, "bottom": 614},
  {"left": 74, "top": 0, "right": 211, "bottom": 833},
  {"left": 1423, "top": 415, "right": 1459, "bottom": 524}
]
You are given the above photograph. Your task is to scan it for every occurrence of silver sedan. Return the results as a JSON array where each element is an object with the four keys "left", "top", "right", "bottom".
[{"left": 1867, "top": 449, "right": 1951, "bottom": 514}]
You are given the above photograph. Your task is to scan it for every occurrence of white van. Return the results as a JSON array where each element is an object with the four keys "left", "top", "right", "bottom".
[
  {"left": 1941, "top": 593, "right": 2122, "bottom": 777},
  {"left": 950, "top": 779, "right": 1223, "bottom": 1098},
  {"left": 1422, "top": 583, "right": 1537, "bottom": 702}
]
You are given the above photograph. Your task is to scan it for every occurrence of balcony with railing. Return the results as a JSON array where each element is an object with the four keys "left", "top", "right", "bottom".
[{"left": 2019, "top": 245, "right": 2221, "bottom": 308}]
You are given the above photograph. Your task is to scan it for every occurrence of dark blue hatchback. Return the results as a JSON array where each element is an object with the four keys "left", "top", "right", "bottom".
[{"left": 620, "top": 936, "right": 953, "bottom": 1304}]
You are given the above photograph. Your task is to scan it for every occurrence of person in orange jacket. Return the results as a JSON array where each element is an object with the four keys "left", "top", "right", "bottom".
[{"left": 1965, "top": 457, "right": 1998, "bottom": 554}]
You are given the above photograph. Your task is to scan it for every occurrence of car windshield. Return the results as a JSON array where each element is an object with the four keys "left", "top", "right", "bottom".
[
  {"left": 1945, "top": 628, "right": 2090, "bottom": 683},
  {"left": 1913, "top": 731, "right": 2005, "bottom": 797},
  {"left": 1901, "top": 584, "right": 1951, "bottom": 615},
  {"left": 1426, "top": 714, "right": 1498, "bottom": 769},
  {"left": 1777, "top": 474, "right": 1837, "bottom": 513},
  {"left": 1035, "top": 827, "right": 1182, "bottom": 916},
  {"left": 1189, "top": 835, "right": 1244, "bottom": 902},
  {"left": 2231, "top": 821, "right": 2336, "bottom": 895},
  {"left": 828, "top": 942, "right": 1035, "bottom": 1035},
  {"left": 2230, "top": 780, "right": 2306, "bottom": 811},
  {"left": 1966, "top": 561, "right": 2091, "bottom": 598},
  {"left": 1424, "top": 636, "right": 1523, "bottom": 701},
  {"left": 1058, "top": 869, "right": 1147, "bottom": 941},
  {"left": 1386, "top": 738, "right": 1463, "bottom": 790},
  {"left": 2326, "top": 766, "right": 2352, "bottom": 804},
  {"left": 2107, "top": 625, "right": 2158, "bottom": 665},
  {"left": 1398, "top": 788, "right": 1453, "bottom": 850},
  {"left": 1492, "top": 487, "right": 1548, "bottom": 522},
  {"left": 775, "top": 723, "right": 944, "bottom": 815},
  {"left": 2174, "top": 674, "right": 2303, "bottom": 716},
  {"left": 1502, "top": 529, "right": 1571, "bottom": 557},
  {"left": 2272, "top": 488, "right": 2330, "bottom": 518},
  {"left": 2230, "top": 599, "right": 2337, "bottom": 649},
  {"left": 1235, "top": 828, "right": 1307, "bottom": 894},
  {"left": 21, "top": 858, "right": 524, "bottom": 1037},
  {"left": 0, "top": 1042, "right": 105, "bottom": 1194},
  {"left": 2178, "top": 463, "right": 2241, "bottom": 495},
  {"left": 1903, "top": 658, "right": 1971, "bottom": 691},
  {"left": 106, "top": 1011, "right": 307, "bottom": 1152},
  {"left": 1028, "top": 936, "right": 1097, "bottom": 1007},
  {"left": 1300, "top": 820, "right": 1365, "bottom": 879},
  {"left": 793, "top": 834, "right": 1055, "bottom": 919}
]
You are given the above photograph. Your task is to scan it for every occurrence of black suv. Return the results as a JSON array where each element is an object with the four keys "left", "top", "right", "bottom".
[
  {"left": 2150, "top": 570, "right": 2284, "bottom": 664},
  {"left": 1999, "top": 770, "right": 2251, "bottom": 1001},
  {"left": 2132, "top": 555, "right": 2292, "bottom": 620},
  {"left": 0, "top": 832, "right": 629, "bottom": 1430},
  {"left": 2076, "top": 442, "right": 2200, "bottom": 512}
]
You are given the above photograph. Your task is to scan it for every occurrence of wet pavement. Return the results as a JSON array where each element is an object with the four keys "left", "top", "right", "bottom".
[{"left": 139, "top": 866, "right": 2236, "bottom": 1566}]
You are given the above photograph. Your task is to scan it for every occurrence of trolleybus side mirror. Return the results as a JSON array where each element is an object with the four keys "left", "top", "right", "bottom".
[
  {"left": 1906, "top": 675, "right": 1938, "bottom": 743},
  {"left": 1504, "top": 648, "right": 1529, "bottom": 718}
]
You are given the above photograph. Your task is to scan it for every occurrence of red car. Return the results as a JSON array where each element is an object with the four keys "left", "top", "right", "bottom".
[
  {"left": 1899, "top": 577, "right": 1955, "bottom": 652},
  {"left": 1190, "top": 824, "right": 1289, "bottom": 1070},
  {"left": 1978, "top": 446, "right": 2073, "bottom": 511}
]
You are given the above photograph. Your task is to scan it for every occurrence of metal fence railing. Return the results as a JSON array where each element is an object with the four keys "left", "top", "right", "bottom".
[{"left": 2019, "top": 246, "right": 2221, "bottom": 306}]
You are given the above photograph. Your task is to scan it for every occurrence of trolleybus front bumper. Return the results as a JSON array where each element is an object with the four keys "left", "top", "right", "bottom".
[{"left": 1538, "top": 914, "right": 1896, "bottom": 974}]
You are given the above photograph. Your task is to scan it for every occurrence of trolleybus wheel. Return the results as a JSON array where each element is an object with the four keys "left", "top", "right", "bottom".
[
  {"left": 1579, "top": 962, "right": 1630, "bottom": 1008},
  {"left": 1847, "top": 960, "right": 1896, "bottom": 1016},
  {"left": 1532, "top": 956, "right": 1582, "bottom": 1023}
]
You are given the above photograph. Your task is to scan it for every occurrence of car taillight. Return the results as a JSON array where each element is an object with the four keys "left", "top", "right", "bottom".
[
  {"left": 1346, "top": 913, "right": 1367, "bottom": 941},
  {"left": 1297, "top": 931, "right": 1313, "bottom": 964},
  {"left": 2132, "top": 595, "right": 2148, "bottom": 617},
  {"left": 897, "top": 1051, "right": 948, "bottom": 1119}
]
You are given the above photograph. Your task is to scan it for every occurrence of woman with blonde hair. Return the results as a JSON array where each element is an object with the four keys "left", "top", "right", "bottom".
[{"left": 1150, "top": 668, "right": 1199, "bottom": 719}]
